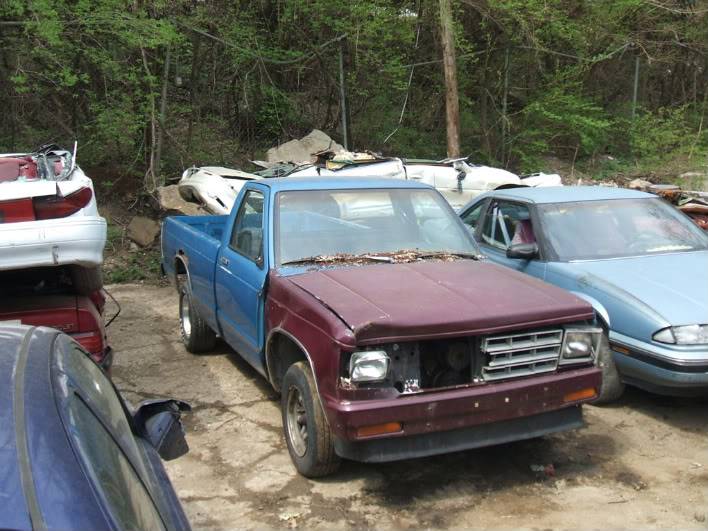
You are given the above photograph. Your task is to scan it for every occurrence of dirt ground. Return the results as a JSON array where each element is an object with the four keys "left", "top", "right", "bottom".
[{"left": 108, "top": 283, "right": 708, "bottom": 530}]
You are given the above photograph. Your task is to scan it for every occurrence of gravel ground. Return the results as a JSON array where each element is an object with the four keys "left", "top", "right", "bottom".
[{"left": 108, "top": 283, "right": 708, "bottom": 530}]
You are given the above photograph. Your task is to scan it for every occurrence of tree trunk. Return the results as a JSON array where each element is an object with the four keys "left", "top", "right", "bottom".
[
  {"left": 438, "top": 0, "right": 460, "bottom": 158},
  {"left": 155, "top": 47, "right": 171, "bottom": 181}
]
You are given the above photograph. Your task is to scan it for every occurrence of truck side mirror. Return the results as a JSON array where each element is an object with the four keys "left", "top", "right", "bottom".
[
  {"left": 506, "top": 243, "right": 538, "bottom": 260},
  {"left": 132, "top": 399, "right": 191, "bottom": 461}
]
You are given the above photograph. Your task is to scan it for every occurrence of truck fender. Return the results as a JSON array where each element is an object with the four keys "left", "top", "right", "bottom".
[
  {"left": 265, "top": 328, "right": 322, "bottom": 399},
  {"left": 570, "top": 291, "right": 610, "bottom": 328}
]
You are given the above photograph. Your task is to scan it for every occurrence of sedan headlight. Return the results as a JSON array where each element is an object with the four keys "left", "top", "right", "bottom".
[
  {"left": 560, "top": 327, "right": 603, "bottom": 365},
  {"left": 653, "top": 325, "right": 708, "bottom": 345},
  {"left": 349, "top": 351, "right": 389, "bottom": 382}
]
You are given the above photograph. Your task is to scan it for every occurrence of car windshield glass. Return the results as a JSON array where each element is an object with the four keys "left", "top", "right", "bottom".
[
  {"left": 537, "top": 198, "right": 708, "bottom": 261},
  {"left": 276, "top": 188, "right": 479, "bottom": 266}
]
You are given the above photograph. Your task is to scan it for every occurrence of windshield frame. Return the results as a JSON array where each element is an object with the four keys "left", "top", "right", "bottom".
[
  {"left": 273, "top": 187, "right": 481, "bottom": 268},
  {"left": 536, "top": 197, "right": 708, "bottom": 262}
]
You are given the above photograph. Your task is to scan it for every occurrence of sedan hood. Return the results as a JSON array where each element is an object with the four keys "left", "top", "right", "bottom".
[
  {"left": 569, "top": 251, "right": 708, "bottom": 326},
  {"left": 288, "top": 260, "right": 592, "bottom": 342}
]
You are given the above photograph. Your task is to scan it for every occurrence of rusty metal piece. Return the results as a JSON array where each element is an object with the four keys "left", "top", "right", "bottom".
[{"left": 649, "top": 184, "right": 682, "bottom": 204}]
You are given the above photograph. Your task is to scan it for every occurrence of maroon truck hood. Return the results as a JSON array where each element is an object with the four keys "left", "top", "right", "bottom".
[{"left": 287, "top": 260, "right": 592, "bottom": 342}]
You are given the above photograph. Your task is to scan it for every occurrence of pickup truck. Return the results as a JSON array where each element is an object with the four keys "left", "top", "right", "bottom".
[{"left": 162, "top": 177, "right": 603, "bottom": 477}]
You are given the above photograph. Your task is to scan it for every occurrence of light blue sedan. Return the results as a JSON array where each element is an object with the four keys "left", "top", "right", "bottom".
[{"left": 459, "top": 186, "right": 708, "bottom": 402}]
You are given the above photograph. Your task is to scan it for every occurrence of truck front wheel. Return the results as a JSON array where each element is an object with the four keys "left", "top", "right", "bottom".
[
  {"left": 594, "top": 335, "right": 625, "bottom": 404},
  {"left": 179, "top": 284, "right": 216, "bottom": 353},
  {"left": 281, "top": 361, "right": 341, "bottom": 477}
]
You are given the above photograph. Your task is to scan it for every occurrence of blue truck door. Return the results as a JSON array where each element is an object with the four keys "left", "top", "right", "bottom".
[
  {"left": 214, "top": 186, "right": 268, "bottom": 373},
  {"left": 477, "top": 200, "right": 546, "bottom": 278}
]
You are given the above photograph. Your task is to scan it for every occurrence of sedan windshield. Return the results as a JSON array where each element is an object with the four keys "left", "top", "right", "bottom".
[
  {"left": 276, "top": 188, "right": 479, "bottom": 266},
  {"left": 538, "top": 198, "right": 708, "bottom": 261}
]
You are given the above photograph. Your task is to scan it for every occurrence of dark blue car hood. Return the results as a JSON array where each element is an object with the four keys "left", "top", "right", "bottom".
[{"left": 566, "top": 251, "right": 708, "bottom": 326}]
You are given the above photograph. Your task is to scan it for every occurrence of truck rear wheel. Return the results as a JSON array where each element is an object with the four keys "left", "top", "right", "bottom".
[
  {"left": 594, "top": 335, "right": 625, "bottom": 404},
  {"left": 179, "top": 284, "right": 216, "bottom": 353},
  {"left": 281, "top": 361, "right": 340, "bottom": 477}
]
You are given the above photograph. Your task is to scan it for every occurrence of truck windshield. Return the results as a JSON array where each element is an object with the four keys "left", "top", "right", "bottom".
[
  {"left": 276, "top": 188, "right": 479, "bottom": 266},
  {"left": 537, "top": 197, "right": 708, "bottom": 261}
]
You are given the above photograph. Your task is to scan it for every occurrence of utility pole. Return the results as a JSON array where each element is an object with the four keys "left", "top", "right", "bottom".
[
  {"left": 501, "top": 47, "right": 510, "bottom": 165},
  {"left": 438, "top": 0, "right": 460, "bottom": 158},
  {"left": 338, "top": 37, "right": 350, "bottom": 150},
  {"left": 631, "top": 55, "right": 640, "bottom": 121}
]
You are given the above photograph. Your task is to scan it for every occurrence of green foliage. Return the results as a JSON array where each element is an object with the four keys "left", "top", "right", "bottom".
[
  {"left": 105, "top": 249, "right": 162, "bottom": 284},
  {"left": 629, "top": 106, "right": 697, "bottom": 164},
  {"left": 1, "top": 0, "right": 706, "bottom": 182},
  {"left": 511, "top": 83, "right": 613, "bottom": 170}
]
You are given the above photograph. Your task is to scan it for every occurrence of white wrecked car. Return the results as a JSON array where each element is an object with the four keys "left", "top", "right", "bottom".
[
  {"left": 0, "top": 144, "right": 106, "bottom": 292},
  {"left": 178, "top": 150, "right": 562, "bottom": 214},
  {"left": 178, "top": 166, "right": 258, "bottom": 215},
  {"left": 279, "top": 154, "right": 562, "bottom": 210}
]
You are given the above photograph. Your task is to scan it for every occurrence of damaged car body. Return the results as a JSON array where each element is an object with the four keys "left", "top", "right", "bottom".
[{"left": 162, "top": 178, "right": 602, "bottom": 477}]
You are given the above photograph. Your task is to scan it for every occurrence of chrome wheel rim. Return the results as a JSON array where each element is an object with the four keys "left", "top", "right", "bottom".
[
  {"left": 180, "top": 293, "right": 192, "bottom": 339},
  {"left": 286, "top": 386, "right": 308, "bottom": 457}
]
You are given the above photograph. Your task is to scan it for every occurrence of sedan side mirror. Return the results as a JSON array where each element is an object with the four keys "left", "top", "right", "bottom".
[
  {"left": 506, "top": 242, "right": 539, "bottom": 260},
  {"left": 133, "top": 399, "right": 191, "bottom": 461}
]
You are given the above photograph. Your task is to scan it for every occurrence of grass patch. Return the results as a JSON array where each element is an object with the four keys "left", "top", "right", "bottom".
[{"left": 104, "top": 247, "right": 162, "bottom": 283}]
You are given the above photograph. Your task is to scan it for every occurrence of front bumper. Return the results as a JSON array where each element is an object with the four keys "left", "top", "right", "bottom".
[
  {"left": 326, "top": 366, "right": 600, "bottom": 462},
  {"left": 610, "top": 332, "right": 708, "bottom": 395},
  {"left": 0, "top": 215, "right": 106, "bottom": 270},
  {"left": 335, "top": 406, "right": 583, "bottom": 463}
]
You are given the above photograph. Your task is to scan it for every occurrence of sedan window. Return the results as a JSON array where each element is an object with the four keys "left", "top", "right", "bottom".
[
  {"left": 54, "top": 341, "right": 153, "bottom": 487},
  {"left": 481, "top": 202, "right": 534, "bottom": 250},
  {"left": 65, "top": 396, "right": 165, "bottom": 530}
]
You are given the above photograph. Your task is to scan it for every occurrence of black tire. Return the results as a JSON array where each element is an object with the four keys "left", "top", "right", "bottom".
[
  {"left": 281, "top": 361, "right": 341, "bottom": 477},
  {"left": 179, "top": 283, "right": 216, "bottom": 353},
  {"left": 594, "top": 334, "right": 625, "bottom": 404},
  {"left": 70, "top": 266, "right": 103, "bottom": 295}
]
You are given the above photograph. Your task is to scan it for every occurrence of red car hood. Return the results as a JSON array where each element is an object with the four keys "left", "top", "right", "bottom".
[{"left": 287, "top": 260, "right": 592, "bottom": 343}]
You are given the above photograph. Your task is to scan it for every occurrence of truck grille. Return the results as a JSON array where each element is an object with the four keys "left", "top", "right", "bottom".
[{"left": 481, "top": 329, "right": 563, "bottom": 381}]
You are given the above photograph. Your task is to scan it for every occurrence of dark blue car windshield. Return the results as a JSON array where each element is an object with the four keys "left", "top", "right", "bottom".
[{"left": 538, "top": 198, "right": 708, "bottom": 261}]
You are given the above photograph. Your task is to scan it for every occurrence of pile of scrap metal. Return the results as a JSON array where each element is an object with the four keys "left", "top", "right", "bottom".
[
  {"left": 680, "top": 197, "right": 708, "bottom": 230},
  {"left": 635, "top": 182, "right": 708, "bottom": 232},
  {"left": 177, "top": 166, "right": 257, "bottom": 215},
  {"left": 177, "top": 129, "right": 562, "bottom": 215}
]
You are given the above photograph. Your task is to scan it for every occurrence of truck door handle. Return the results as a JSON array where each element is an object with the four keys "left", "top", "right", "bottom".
[{"left": 219, "top": 256, "right": 230, "bottom": 267}]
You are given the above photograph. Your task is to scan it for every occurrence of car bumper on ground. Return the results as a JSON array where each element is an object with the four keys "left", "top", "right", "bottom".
[
  {"left": 611, "top": 332, "right": 708, "bottom": 395},
  {"left": 327, "top": 366, "right": 601, "bottom": 462},
  {"left": 0, "top": 216, "right": 106, "bottom": 270}
]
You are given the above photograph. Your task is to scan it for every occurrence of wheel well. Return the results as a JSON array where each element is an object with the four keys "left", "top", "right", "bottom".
[
  {"left": 175, "top": 255, "right": 188, "bottom": 291},
  {"left": 267, "top": 333, "right": 308, "bottom": 393}
]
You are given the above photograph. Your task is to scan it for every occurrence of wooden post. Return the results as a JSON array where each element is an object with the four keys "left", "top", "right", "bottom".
[{"left": 439, "top": 0, "right": 460, "bottom": 158}]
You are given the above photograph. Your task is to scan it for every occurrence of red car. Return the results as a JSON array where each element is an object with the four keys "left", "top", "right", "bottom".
[{"left": 0, "top": 267, "right": 111, "bottom": 370}]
